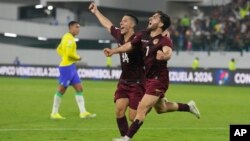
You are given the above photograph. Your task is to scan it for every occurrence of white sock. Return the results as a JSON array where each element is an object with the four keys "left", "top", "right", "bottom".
[
  {"left": 75, "top": 93, "right": 87, "bottom": 113},
  {"left": 51, "top": 93, "right": 62, "bottom": 114},
  {"left": 124, "top": 136, "right": 130, "bottom": 141}
]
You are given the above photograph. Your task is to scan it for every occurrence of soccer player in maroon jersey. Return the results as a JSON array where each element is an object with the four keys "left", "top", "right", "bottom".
[
  {"left": 104, "top": 11, "right": 200, "bottom": 141},
  {"left": 89, "top": 2, "right": 145, "bottom": 137}
]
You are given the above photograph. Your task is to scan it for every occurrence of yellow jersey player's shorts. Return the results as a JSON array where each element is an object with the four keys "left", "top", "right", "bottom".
[{"left": 58, "top": 64, "right": 81, "bottom": 87}]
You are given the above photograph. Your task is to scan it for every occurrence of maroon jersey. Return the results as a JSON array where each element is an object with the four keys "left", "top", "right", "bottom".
[
  {"left": 111, "top": 26, "right": 144, "bottom": 81},
  {"left": 131, "top": 31, "right": 173, "bottom": 79}
]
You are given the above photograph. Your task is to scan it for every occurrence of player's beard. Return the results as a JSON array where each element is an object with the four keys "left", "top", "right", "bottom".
[{"left": 147, "top": 23, "right": 158, "bottom": 31}]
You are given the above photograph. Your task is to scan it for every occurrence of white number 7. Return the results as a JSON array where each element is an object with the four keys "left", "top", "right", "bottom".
[{"left": 146, "top": 46, "right": 149, "bottom": 56}]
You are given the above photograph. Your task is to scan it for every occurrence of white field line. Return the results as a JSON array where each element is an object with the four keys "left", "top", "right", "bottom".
[{"left": 0, "top": 127, "right": 227, "bottom": 132}]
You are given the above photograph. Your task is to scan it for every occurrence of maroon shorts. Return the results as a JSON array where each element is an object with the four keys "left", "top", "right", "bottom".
[
  {"left": 114, "top": 80, "right": 145, "bottom": 110},
  {"left": 145, "top": 78, "right": 169, "bottom": 98}
]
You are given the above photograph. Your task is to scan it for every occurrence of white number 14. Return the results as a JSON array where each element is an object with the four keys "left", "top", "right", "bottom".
[{"left": 122, "top": 53, "right": 129, "bottom": 63}]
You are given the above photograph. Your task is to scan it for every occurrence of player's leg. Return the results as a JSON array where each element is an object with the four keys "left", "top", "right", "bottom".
[
  {"left": 125, "top": 94, "right": 159, "bottom": 140},
  {"left": 113, "top": 79, "right": 160, "bottom": 141},
  {"left": 50, "top": 66, "right": 70, "bottom": 119},
  {"left": 51, "top": 85, "right": 67, "bottom": 119},
  {"left": 71, "top": 69, "right": 96, "bottom": 119},
  {"left": 116, "top": 98, "right": 129, "bottom": 118},
  {"left": 154, "top": 97, "right": 190, "bottom": 113},
  {"left": 115, "top": 98, "right": 129, "bottom": 136},
  {"left": 114, "top": 81, "right": 132, "bottom": 136},
  {"left": 113, "top": 94, "right": 158, "bottom": 141},
  {"left": 128, "top": 108, "right": 136, "bottom": 122},
  {"left": 154, "top": 98, "right": 178, "bottom": 113},
  {"left": 127, "top": 82, "right": 145, "bottom": 122},
  {"left": 72, "top": 82, "right": 96, "bottom": 119},
  {"left": 154, "top": 98, "right": 200, "bottom": 118},
  {"left": 135, "top": 94, "right": 159, "bottom": 121}
]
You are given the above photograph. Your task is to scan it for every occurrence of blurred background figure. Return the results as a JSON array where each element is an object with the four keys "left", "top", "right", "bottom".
[
  {"left": 106, "top": 56, "right": 112, "bottom": 68},
  {"left": 192, "top": 57, "right": 199, "bottom": 70},
  {"left": 13, "top": 56, "right": 21, "bottom": 66},
  {"left": 228, "top": 58, "right": 236, "bottom": 71}
]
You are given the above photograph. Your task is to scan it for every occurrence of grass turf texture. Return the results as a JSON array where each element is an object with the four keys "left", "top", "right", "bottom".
[{"left": 0, "top": 77, "right": 249, "bottom": 141}]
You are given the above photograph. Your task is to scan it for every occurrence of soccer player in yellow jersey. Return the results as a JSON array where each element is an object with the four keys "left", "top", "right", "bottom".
[{"left": 50, "top": 21, "right": 96, "bottom": 119}]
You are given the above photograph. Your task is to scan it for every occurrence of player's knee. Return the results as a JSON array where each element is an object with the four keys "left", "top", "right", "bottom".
[
  {"left": 154, "top": 107, "right": 165, "bottom": 114},
  {"left": 75, "top": 88, "right": 83, "bottom": 92},
  {"left": 116, "top": 111, "right": 125, "bottom": 118},
  {"left": 115, "top": 108, "right": 126, "bottom": 117},
  {"left": 155, "top": 109, "right": 164, "bottom": 114},
  {"left": 58, "top": 86, "right": 66, "bottom": 94},
  {"left": 73, "top": 84, "right": 83, "bottom": 92},
  {"left": 128, "top": 113, "right": 136, "bottom": 122},
  {"left": 128, "top": 116, "right": 134, "bottom": 122}
]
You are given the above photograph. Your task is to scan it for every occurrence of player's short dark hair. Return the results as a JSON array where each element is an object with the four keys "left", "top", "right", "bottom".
[
  {"left": 155, "top": 11, "right": 171, "bottom": 31},
  {"left": 68, "top": 21, "right": 79, "bottom": 28},
  {"left": 124, "top": 13, "right": 139, "bottom": 26}
]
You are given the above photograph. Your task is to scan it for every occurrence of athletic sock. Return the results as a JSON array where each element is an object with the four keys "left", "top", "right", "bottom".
[
  {"left": 126, "top": 119, "right": 143, "bottom": 138},
  {"left": 51, "top": 92, "right": 63, "bottom": 114},
  {"left": 75, "top": 92, "right": 87, "bottom": 113},
  {"left": 177, "top": 103, "right": 190, "bottom": 111},
  {"left": 117, "top": 116, "right": 129, "bottom": 136}
]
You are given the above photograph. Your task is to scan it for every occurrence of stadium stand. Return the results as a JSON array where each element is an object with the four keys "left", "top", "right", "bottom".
[{"left": 169, "top": 0, "right": 250, "bottom": 52}]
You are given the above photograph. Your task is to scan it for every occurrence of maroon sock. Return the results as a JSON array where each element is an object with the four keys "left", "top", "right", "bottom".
[
  {"left": 126, "top": 119, "right": 143, "bottom": 138},
  {"left": 116, "top": 116, "right": 129, "bottom": 136},
  {"left": 178, "top": 103, "right": 190, "bottom": 111}
]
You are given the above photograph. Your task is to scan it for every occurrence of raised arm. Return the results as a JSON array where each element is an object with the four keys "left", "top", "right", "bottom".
[{"left": 89, "top": 2, "right": 113, "bottom": 33}]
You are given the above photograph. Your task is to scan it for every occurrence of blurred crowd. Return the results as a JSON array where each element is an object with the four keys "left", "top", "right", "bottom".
[{"left": 169, "top": 0, "right": 250, "bottom": 52}]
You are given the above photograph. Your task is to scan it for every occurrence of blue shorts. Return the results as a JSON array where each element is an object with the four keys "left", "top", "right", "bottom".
[{"left": 58, "top": 64, "right": 81, "bottom": 87}]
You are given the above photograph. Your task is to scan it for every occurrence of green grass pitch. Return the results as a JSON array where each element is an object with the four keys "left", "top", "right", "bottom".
[{"left": 0, "top": 77, "right": 249, "bottom": 141}]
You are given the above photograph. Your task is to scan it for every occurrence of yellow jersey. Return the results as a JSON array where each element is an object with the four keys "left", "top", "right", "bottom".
[
  {"left": 192, "top": 59, "right": 199, "bottom": 70},
  {"left": 56, "top": 33, "right": 80, "bottom": 66},
  {"left": 228, "top": 61, "right": 236, "bottom": 71}
]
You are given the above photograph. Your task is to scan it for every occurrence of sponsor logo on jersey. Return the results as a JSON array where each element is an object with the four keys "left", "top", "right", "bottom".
[
  {"left": 153, "top": 39, "right": 159, "bottom": 45},
  {"left": 141, "top": 39, "right": 149, "bottom": 43},
  {"left": 68, "top": 40, "right": 73, "bottom": 44}
]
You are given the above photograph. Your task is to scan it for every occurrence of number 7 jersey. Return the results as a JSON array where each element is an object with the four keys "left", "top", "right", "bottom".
[{"left": 131, "top": 30, "right": 173, "bottom": 79}]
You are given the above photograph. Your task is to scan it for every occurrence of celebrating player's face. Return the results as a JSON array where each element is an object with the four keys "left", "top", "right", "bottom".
[
  {"left": 120, "top": 16, "right": 134, "bottom": 35},
  {"left": 147, "top": 13, "right": 162, "bottom": 31}
]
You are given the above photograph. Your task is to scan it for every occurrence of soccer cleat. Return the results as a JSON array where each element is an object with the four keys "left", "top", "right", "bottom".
[
  {"left": 112, "top": 137, "right": 130, "bottom": 141},
  {"left": 188, "top": 100, "right": 200, "bottom": 119},
  {"left": 80, "top": 112, "right": 96, "bottom": 119},
  {"left": 50, "top": 113, "right": 66, "bottom": 120}
]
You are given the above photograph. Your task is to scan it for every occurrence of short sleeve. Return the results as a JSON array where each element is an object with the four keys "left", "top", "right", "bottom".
[
  {"left": 110, "top": 26, "right": 122, "bottom": 41},
  {"left": 131, "top": 32, "right": 142, "bottom": 48},
  {"left": 161, "top": 37, "right": 173, "bottom": 50}
]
